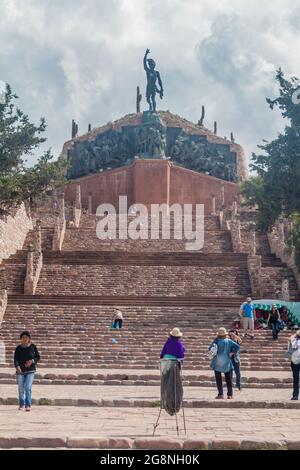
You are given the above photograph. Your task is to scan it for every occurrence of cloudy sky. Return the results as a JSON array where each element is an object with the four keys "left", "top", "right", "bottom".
[{"left": 1, "top": 0, "right": 300, "bottom": 166}]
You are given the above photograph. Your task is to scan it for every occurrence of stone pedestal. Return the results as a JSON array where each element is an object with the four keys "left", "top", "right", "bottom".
[{"left": 133, "top": 159, "right": 170, "bottom": 209}]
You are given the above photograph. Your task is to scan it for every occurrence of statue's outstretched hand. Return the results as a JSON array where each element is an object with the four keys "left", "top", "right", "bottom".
[{"left": 146, "top": 48, "right": 150, "bottom": 55}]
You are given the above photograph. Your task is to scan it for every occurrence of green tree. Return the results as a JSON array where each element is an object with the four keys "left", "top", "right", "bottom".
[
  {"left": 241, "top": 68, "right": 300, "bottom": 268},
  {"left": 241, "top": 68, "right": 300, "bottom": 229},
  {"left": 0, "top": 84, "right": 66, "bottom": 215}
]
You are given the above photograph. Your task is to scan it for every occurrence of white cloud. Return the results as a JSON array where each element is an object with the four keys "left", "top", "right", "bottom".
[{"left": 0, "top": 0, "right": 300, "bottom": 165}]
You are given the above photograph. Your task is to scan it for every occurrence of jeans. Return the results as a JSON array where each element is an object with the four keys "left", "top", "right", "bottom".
[
  {"left": 271, "top": 322, "right": 279, "bottom": 339},
  {"left": 112, "top": 319, "right": 123, "bottom": 329},
  {"left": 214, "top": 370, "right": 233, "bottom": 397},
  {"left": 16, "top": 372, "right": 35, "bottom": 407},
  {"left": 231, "top": 357, "right": 241, "bottom": 389},
  {"left": 291, "top": 362, "right": 300, "bottom": 398}
]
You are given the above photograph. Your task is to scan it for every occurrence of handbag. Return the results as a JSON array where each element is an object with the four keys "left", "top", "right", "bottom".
[
  {"left": 291, "top": 348, "right": 300, "bottom": 365},
  {"left": 207, "top": 343, "right": 218, "bottom": 359},
  {"left": 285, "top": 343, "right": 294, "bottom": 360},
  {"left": 277, "top": 320, "right": 284, "bottom": 331}
]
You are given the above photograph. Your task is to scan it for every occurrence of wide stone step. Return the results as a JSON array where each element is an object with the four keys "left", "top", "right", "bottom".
[
  {"left": 7, "top": 295, "right": 244, "bottom": 306},
  {"left": 0, "top": 370, "right": 293, "bottom": 387},
  {"left": 43, "top": 251, "right": 249, "bottom": 267},
  {"left": 35, "top": 264, "right": 250, "bottom": 297},
  {"left": 0, "top": 405, "right": 299, "bottom": 449},
  {"left": 62, "top": 229, "right": 233, "bottom": 253},
  {"left": 0, "top": 383, "right": 297, "bottom": 407}
]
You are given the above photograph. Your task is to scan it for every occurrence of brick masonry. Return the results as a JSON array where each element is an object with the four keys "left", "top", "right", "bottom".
[{"left": 0, "top": 203, "right": 32, "bottom": 262}]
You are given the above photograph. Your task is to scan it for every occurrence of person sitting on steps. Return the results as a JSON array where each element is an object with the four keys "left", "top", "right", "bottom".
[{"left": 111, "top": 309, "right": 123, "bottom": 329}]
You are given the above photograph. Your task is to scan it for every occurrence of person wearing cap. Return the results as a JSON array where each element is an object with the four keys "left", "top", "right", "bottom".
[
  {"left": 289, "top": 330, "right": 300, "bottom": 400},
  {"left": 208, "top": 327, "right": 240, "bottom": 399},
  {"left": 239, "top": 296, "right": 256, "bottom": 339},
  {"left": 14, "top": 331, "right": 40, "bottom": 411},
  {"left": 160, "top": 328, "right": 185, "bottom": 361}
]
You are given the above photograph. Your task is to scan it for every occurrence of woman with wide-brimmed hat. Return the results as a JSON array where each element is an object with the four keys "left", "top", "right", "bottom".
[
  {"left": 160, "top": 327, "right": 185, "bottom": 360},
  {"left": 208, "top": 327, "right": 240, "bottom": 399}
]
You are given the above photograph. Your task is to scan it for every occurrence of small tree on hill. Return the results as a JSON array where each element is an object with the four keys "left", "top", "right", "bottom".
[{"left": 0, "top": 84, "right": 66, "bottom": 215}]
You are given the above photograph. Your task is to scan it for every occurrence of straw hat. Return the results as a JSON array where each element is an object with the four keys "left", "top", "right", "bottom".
[
  {"left": 170, "top": 327, "right": 183, "bottom": 338},
  {"left": 296, "top": 330, "right": 300, "bottom": 338},
  {"left": 217, "top": 327, "right": 228, "bottom": 338}
]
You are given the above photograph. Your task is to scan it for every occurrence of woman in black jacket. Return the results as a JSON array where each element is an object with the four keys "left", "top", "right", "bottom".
[
  {"left": 14, "top": 331, "right": 40, "bottom": 411},
  {"left": 267, "top": 305, "right": 281, "bottom": 340}
]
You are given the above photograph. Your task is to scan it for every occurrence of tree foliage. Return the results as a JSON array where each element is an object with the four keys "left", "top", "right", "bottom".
[
  {"left": 241, "top": 69, "right": 300, "bottom": 229},
  {"left": 241, "top": 68, "right": 300, "bottom": 268},
  {"left": 0, "top": 84, "right": 66, "bottom": 215}
]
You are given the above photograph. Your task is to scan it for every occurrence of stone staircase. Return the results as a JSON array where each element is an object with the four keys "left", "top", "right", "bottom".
[
  {"left": 1, "top": 207, "right": 300, "bottom": 448},
  {"left": 0, "top": 303, "right": 292, "bottom": 371}
]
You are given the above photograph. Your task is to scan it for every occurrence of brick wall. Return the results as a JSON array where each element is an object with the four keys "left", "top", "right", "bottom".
[
  {"left": 0, "top": 203, "right": 33, "bottom": 262},
  {"left": 62, "top": 160, "right": 239, "bottom": 215},
  {"left": 36, "top": 265, "right": 250, "bottom": 297}
]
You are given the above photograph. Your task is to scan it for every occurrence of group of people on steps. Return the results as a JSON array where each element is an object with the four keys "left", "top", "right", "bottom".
[{"left": 13, "top": 300, "right": 300, "bottom": 411}]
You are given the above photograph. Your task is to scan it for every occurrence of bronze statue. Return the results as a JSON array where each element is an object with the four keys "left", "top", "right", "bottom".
[{"left": 143, "top": 49, "right": 163, "bottom": 112}]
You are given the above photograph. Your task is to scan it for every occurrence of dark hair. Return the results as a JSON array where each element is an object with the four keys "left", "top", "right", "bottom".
[
  {"left": 229, "top": 329, "right": 238, "bottom": 335},
  {"left": 20, "top": 331, "right": 31, "bottom": 339}
]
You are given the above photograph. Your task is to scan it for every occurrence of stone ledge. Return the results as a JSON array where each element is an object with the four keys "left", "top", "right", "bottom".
[
  {"left": 0, "top": 397, "right": 299, "bottom": 409},
  {"left": 0, "top": 437, "right": 296, "bottom": 450}
]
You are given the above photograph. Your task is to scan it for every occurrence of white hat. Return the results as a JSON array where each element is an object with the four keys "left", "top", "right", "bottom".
[
  {"left": 217, "top": 327, "right": 228, "bottom": 338},
  {"left": 170, "top": 327, "right": 183, "bottom": 338}
]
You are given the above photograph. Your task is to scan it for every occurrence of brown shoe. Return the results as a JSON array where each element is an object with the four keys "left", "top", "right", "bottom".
[
  {"left": 227, "top": 396, "right": 233, "bottom": 399},
  {"left": 215, "top": 395, "right": 224, "bottom": 399}
]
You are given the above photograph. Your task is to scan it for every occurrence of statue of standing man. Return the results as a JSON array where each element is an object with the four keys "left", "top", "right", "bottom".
[{"left": 143, "top": 49, "right": 164, "bottom": 112}]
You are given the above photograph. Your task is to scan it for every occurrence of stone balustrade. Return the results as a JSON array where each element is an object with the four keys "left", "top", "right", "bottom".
[
  {"left": 247, "top": 254, "right": 262, "bottom": 298},
  {"left": 52, "top": 193, "right": 66, "bottom": 251},
  {"left": 282, "top": 278, "right": 290, "bottom": 301},
  {"left": 230, "top": 214, "right": 243, "bottom": 253},
  {"left": 88, "top": 192, "right": 93, "bottom": 215},
  {"left": 73, "top": 184, "right": 82, "bottom": 228},
  {"left": 0, "top": 289, "right": 7, "bottom": 324},
  {"left": 24, "top": 244, "right": 43, "bottom": 295},
  {"left": 267, "top": 219, "right": 300, "bottom": 291},
  {"left": 0, "top": 203, "right": 33, "bottom": 262}
]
